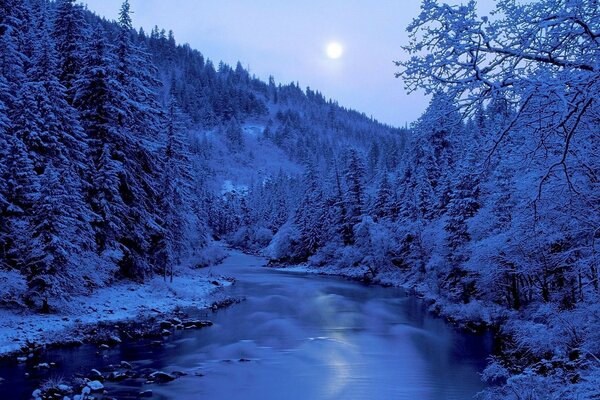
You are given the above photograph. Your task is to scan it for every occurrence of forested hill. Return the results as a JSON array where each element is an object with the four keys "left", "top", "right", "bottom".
[{"left": 0, "top": 0, "right": 404, "bottom": 311}]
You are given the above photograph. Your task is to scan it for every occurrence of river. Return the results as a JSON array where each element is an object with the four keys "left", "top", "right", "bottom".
[{"left": 0, "top": 251, "right": 492, "bottom": 399}]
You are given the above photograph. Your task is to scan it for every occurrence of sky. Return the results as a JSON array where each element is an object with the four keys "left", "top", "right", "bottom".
[{"left": 81, "top": 0, "right": 494, "bottom": 128}]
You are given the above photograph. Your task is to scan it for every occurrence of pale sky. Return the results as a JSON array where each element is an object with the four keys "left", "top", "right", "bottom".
[{"left": 81, "top": 0, "right": 494, "bottom": 128}]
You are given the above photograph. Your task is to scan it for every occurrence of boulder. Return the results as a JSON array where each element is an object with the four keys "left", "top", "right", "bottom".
[
  {"left": 87, "top": 380, "right": 104, "bottom": 392},
  {"left": 147, "top": 371, "right": 176, "bottom": 383}
]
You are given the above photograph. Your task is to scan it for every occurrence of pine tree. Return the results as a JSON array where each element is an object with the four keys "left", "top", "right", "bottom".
[
  {"left": 53, "top": 0, "right": 88, "bottom": 102},
  {"left": 344, "top": 149, "right": 365, "bottom": 226},
  {"left": 224, "top": 117, "right": 244, "bottom": 151},
  {"left": 3, "top": 136, "right": 40, "bottom": 270},
  {"left": 25, "top": 165, "right": 90, "bottom": 312},
  {"left": 294, "top": 163, "right": 327, "bottom": 259},
  {"left": 73, "top": 26, "right": 138, "bottom": 273},
  {"left": 155, "top": 96, "right": 193, "bottom": 281},
  {"left": 372, "top": 171, "right": 394, "bottom": 221},
  {"left": 25, "top": 1, "right": 88, "bottom": 172},
  {"left": 116, "top": 0, "right": 162, "bottom": 141}
]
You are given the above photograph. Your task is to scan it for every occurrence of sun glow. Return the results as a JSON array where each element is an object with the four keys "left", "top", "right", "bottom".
[{"left": 326, "top": 42, "right": 344, "bottom": 59}]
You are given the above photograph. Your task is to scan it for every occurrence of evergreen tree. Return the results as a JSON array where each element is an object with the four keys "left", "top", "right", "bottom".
[
  {"left": 25, "top": 165, "right": 91, "bottom": 312},
  {"left": 293, "top": 163, "right": 327, "bottom": 260},
  {"left": 344, "top": 149, "right": 365, "bottom": 226},
  {"left": 155, "top": 96, "right": 193, "bottom": 281},
  {"left": 53, "top": 0, "right": 88, "bottom": 102},
  {"left": 372, "top": 172, "right": 394, "bottom": 222}
]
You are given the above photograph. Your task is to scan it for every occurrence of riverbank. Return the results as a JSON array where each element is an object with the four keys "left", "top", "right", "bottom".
[
  {"left": 269, "top": 262, "right": 499, "bottom": 332},
  {"left": 0, "top": 263, "right": 234, "bottom": 358}
]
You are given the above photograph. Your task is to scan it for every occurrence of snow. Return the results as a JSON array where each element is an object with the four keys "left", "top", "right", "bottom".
[
  {"left": 86, "top": 381, "right": 104, "bottom": 391},
  {"left": 0, "top": 262, "right": 232, "bottom": 356}
]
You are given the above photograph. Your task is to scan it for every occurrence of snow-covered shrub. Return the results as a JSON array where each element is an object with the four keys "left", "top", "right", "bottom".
[
  {"left": 229, "top": 226, "right": 273, "bottom": 252},
  {"left": 334, "top": 246, "right": 363, "bottom": 270},
  {"left": 192, "top": 245, "right": 228, "bottom": 269},
  {"left": 354, "top": 216, "right": 393, "bottom": 273},
  {"left": 265, "top": 222, "right": 301, "bottom": 261},
  {"left": 253, "top": 227, "right": 274, "bottom": 248},
  {"left": 308, "top": 242, "right": 340, "bottom": 267}
]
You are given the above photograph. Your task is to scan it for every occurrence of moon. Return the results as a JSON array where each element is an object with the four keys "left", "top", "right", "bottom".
[{"left": 326, "top": 42, "right": 344, "bottom": 59}]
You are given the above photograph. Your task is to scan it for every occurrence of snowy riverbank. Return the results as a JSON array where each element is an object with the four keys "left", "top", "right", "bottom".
[{"left": 0, "top": 265, "right": 233, "bottom": 357}]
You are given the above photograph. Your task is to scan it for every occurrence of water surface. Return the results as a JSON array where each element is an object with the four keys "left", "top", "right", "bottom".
[{"left": 0, "top": 251, "right": 492, "bottom": 399}]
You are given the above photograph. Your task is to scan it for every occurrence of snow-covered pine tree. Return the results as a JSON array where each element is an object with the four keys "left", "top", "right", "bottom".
[
  {"left": 3, "top": 136, "right": 40, "bottom": 271},
  {"left": 25, "top": 165, "right": 92, "bottom": 312},
  {"left": 52, "top": 0, "right": 89, "bottom": 103},
  {"left": 293, "top": 162, "right": 328, "bottom": 260},
  {"left": 155, "top": 95, "right": 194, "bottom": 281},
  {"left": 371, "top": 170, "right": 394, "bottom": 222},
  {"left": 344, "top": 148, "right": 365, "bottom": 227}
]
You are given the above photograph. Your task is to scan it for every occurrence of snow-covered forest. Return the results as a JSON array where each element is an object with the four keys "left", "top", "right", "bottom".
[{"left": 0, "top": 0, "right": 598, "bottom": 399}]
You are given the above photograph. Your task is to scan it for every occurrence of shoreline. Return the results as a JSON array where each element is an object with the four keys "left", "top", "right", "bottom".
[
  {"left": 0, "top": 266, "right": 235, "bottom": 360},
  {"left": 267, "top": 262, "right": 498, "bottom": 334}
]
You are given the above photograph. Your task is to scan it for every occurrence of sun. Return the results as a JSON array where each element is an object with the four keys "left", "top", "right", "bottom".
[{"left": 326, "top": 42, "right": 344, "bottom": 60}]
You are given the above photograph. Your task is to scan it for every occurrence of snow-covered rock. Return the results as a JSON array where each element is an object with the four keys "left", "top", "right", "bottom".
[{"left": 87, "top": 380, "right": 104, "bottom": 391}]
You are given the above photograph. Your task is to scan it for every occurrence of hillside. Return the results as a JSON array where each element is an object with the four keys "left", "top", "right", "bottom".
[{"left": 0, "top": 0, "right": 404, "bottom": 310}]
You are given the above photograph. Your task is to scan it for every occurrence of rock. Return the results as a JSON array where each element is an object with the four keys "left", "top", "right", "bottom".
[
  {"left": 108, "top": 335, "right": 122, "bottom": 345},
  {"left": 150, "top": 340, "right": 162, "bottom": 347},
  {"left": 17, "top": 357, "right": 27, "bottom": 363},
  {"left": 183, "top": 320, "right": 213, "bottom": 329},
  {"left": 147, "top": 371, "right": 177, "bottom": 383},
  {"left": 210, "top": 280, "right": 221, "bottom": 286},
  {"left": 239, "top": 358, "right": 251, "bottom": 362},
  {"left": 171, "top": 317, "right": 182, "bottom": 325},
  {"left": 57, "top": 384, "right": 72, "bottom": 392},
  {"left": 107, "top": 371, "right": 128, "bottom": 382},
  {"left": 90, "top": 369, "right": 103, "bottom": 380},
  {"left": 120, "top": 361, "right": 133, "bottom": 369},
  {"left": 171, "top": 371, "right": 188, "bottom": 377},
  {"left": 87, "top": 380, "right": 104, "bottom": 392},
  {"left": 32, "top": 389, "right": 41, "bottom": 399},
  {"left": 161, "top": 329, "right": 172, "bottom": 336},
  {"left": 159, "top": 321, "right": 173, "bottom": 329},
  {"left": 35, "top": 362, "right": 50, "bottom": 369},
  {"left": 99, "top": 344, "right": 110, "bottom": 350},
  {"left": 81, "top": 386, "right": 91, "bottom": 396},
  {"left": 139, "top": 390, "right": 153, "bottom": 398}
]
